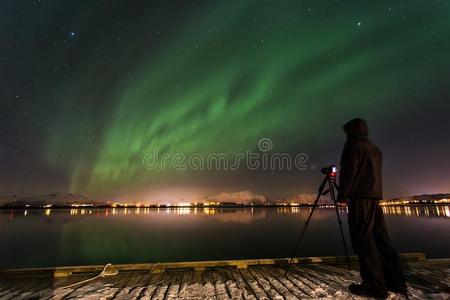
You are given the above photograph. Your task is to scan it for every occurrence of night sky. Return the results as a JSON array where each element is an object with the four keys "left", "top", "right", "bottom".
[{"left": 1, "top": 1, "right": 449, "bottom": 202}]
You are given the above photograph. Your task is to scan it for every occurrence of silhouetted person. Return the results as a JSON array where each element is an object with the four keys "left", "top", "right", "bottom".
[{"left": 337, "top": 118, "right": 407, "bottom": 298}]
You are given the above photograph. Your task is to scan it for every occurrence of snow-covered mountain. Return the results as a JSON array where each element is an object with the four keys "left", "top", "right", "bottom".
[
  {"left": 0, "top": 192, "right": 90, "bottom": 207},
  {"left": 202, "top": 190, "right": 270, "bottom": 205},
  {"left": 382, "top": 193, "right": 450, "bottom": 204},
  {"left": 274, "top": 193, "right": 332, "bottom": 205}
]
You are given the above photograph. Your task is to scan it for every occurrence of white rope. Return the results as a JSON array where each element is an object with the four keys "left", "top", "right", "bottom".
[{"left": 60, "top": 263, "right": 116, "bottom": 289}]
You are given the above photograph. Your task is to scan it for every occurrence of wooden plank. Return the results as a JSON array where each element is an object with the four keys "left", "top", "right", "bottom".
[
  {"left": 59, "top": 272, "right": 126, "bottom": 300},
  {"left": 307, "top": 265, "right": 353, "bottom": 287},
  {"left": 0, "top": 280, "right": 15, "bottom": 297},
  {"left": 302, "top": 265, "right": 355, "bottom": 298},
  {"left": 92, "top": 273, "right": 130, "bottom": 299},
  {"left": 0, "top": 279, "right": 24, "bottom": 298},
  {"left": 255, "top": 267, "right": 305, "bottom": 299},
  {"left": 263, "top": 267, "right": 310, "bottom": 299},
  {"left": 404, "top": 262, "right": 448, "bottom": 293},
  {"left": 177, "top": 270, "right": 193, "bottom": 298},
  {"left": 52, "top": 275, "right": 89, "bottom": 288},
  {"left": 403, "top": 273, "right": 442, "bottom": 292},
  {"left": 211, "top": 270, "right": 230, "bottom": 300},
  {"left": 227, "top": 269, "right": 256, "bottom": 300},
  {"left": 310, "top": 265, "right": 360, "bottom": 288},
  {"left": 152, "top": 271, "right": 175, "bottom": 300},
  {"left": 0, "top": 259, "right": 449, "bottom": 299},
  {"left": 238, "top": 269, "right": 269, "bottom": 299},
  {"left": 128, "top": 271, "right": 156, "bottom": 299},
  {"left": 252, "top": 267, "right": 297, "bottom": 299},
  {"left": 165, "top": 270, "right": 183, "bottom": 300},
  {"left": 246, "top": 268, "right": 283, "bottom": 299},
  {"left": 185, "top": 270, "right": 206, "bottom": 299},
  {"left": 15, "top": 279, "right": 57, "bottom": 300},
  {"left": 119, "top": 271, "right": 155, "bottom": 300},
  {"left": 0, "top": 278, "right": 48, "bottom": 299},
  {"left": 274, "top": 267, "right": 317, "bottom": 297},
  {"left": 139, "top": 272, "right": 163, "bottom": 300},
  {"left": 112, "top": 271, "right": 151, "bottom": 299},
  {"left": 202, "top": 270, "right": 217, "bottom": 299},
  {"left": 293, "top": 266, "right": 342, "bottom": 297},
  {"left": 410, "top": 262, "right": 449, "bottom": 279},
  {"left": 37, "top": 275, "right": 95, "bottom": 300},
  {"left": 315, "top": 264, "right": 359, "bottom": 279},
  {"left": 219, "top": 269, "right": 245, "bottom": 300},
  {"left": 167, "top": 269, "right": 210, "bottom": 299},
  {"left": 284, "top": 266, "right": 325, "bottom": 297}
]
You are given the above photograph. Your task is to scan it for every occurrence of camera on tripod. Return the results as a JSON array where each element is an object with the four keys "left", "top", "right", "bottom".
[
  {"left": 284, "top": 163, "right": 350, "bottom": 277},
  {"left": 321, "top": 165, "right": 337, "bottom": 178}
]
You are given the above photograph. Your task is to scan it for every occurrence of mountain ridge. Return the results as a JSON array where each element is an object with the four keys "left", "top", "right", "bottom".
[{"left": 0, "top": 191, "right": 449, "bottom": 207}]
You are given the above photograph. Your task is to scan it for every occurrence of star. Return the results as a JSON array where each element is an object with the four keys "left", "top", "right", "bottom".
[
  {"left": 69, "top": 32, "right": 76, "bottom": 37},
  {"left": 357, "top": 21, "right": 362, "bottom": 26}
]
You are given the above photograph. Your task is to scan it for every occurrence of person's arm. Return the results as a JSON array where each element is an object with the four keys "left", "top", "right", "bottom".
[{"left": 337, "top": 141, "right": 360, "bottom": 203}]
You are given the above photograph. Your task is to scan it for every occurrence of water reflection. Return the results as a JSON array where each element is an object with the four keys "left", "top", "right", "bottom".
[
  {"left": 4, "top": 205, "right": 449, "bottom": 222},
  {"left": 381, "top": 205, "right": 450, "bottom": 218},
  {"left": 1, "top": 205, "right": 449, "bottom": 269}
]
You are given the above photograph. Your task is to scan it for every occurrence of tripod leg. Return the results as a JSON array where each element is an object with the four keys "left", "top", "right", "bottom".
[
  {"left": 284, "top": 176, "right": 327, "bottom": 278},
  {"left": 328, "top": 179, "right": 351, "bottom": 269}
]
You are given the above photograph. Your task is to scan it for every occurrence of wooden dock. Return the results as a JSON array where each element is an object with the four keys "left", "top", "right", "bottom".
[{"left": 0, "top": 253, "right": 448, "bottom": 299}]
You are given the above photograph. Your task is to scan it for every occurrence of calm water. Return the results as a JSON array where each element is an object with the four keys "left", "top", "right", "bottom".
[{"left": 1, "top": 206, "right": 449, "bottom": 269}]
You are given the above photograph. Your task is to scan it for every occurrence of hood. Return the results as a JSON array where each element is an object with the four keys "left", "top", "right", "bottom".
[{"left": 343, "top": 118, "right": 368, "bottom": 139}]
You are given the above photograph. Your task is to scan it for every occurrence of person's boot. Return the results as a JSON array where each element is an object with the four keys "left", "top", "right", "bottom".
[
  {"left": 386, "top": 283, "right": 408, "bottom": 297},
  {"left": 348, "top": 283, "right": 388, "bottom": 299}
]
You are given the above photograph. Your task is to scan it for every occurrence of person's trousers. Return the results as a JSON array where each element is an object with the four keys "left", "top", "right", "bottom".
[{"left": 348, "top": 198, "right": 406, "bottom": 293}]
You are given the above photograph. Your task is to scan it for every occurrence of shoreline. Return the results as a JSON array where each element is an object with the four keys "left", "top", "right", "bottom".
[{"left": 0, "top": 203, "right": 448, "bottom": 210}]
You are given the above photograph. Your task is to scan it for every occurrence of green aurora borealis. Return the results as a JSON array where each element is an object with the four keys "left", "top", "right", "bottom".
[{"left": 2, "top": 0, "right": 450, "bottom": 201}]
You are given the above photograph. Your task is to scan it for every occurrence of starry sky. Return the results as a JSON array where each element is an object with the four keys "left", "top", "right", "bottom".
[{"left": 1, "top": 0, "right": 450, "bottom": 202}]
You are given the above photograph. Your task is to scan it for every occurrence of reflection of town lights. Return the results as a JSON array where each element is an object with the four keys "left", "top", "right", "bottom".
[
  {"left": 177, "top": 207, "right": 190, "bottom": 215},
  {"left": 44, "top": 209, "right": 51, "bottom": 216},
  {"left": 444, "top": 206, "right": 450, "bottom": 218},
  {"left": 24, "top": 210, "right": 28, "bottom": 216},
  {"left": 204, "top": 207, "right": 215, "bottom": 215},
  {"left": 405, "top": 206, "right": 411, "bottom": 216}
]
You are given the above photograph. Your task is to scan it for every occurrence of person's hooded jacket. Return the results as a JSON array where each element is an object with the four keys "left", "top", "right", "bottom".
[{"left": 337, "top": 118, "right": 383, "bottom": 201}]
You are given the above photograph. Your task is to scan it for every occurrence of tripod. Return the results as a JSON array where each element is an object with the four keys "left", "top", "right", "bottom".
[{"left": 284, "top": 167, "right": 351, "bottom": 278}]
